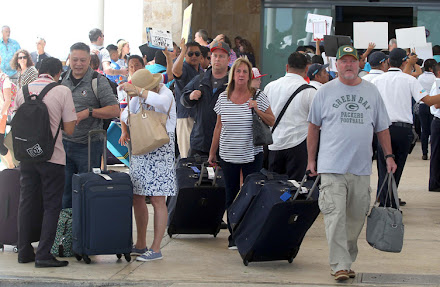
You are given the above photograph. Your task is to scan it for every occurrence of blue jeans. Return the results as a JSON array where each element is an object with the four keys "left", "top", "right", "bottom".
[{"left": 62, "top": 140, "right": 103, "bottom": 208}]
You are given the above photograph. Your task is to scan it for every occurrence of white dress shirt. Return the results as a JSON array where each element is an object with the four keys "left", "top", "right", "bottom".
[
  {"left": 309, "top": 80, "right": 323, "bottom": 90},
  {"left": 264, "top": 73, "right": 317, "bottom": 150},
  {"left": 362, "top": 69, "right": 384, "bottom": 82},
  {"left": 371, "top": 68, "right": 428, "bottom": 124}
]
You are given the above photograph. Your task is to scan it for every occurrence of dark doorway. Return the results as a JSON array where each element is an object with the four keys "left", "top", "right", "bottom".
[{"left": 335, "top": 6, "right": 414, "bottom": 40}]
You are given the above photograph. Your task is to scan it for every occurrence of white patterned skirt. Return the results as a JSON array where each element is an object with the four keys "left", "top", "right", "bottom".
[{"left": 129, "top": 132, "right": 176, "bottom": 197}]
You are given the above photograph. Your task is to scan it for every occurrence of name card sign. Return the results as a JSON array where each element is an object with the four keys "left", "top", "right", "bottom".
[
  {"left": 414, "top": 42, "right": 433, "bottom": 62},
  {"left": 146, "top": 28, "right": 173, "bottom": 51},
  {"left": 396, "top": 26, "right": 427, "bottom": 49},
  {"left": 353, "top": 22, "right": 388, "bottom": 49},
  {"left": 306, "top": 13, "right": 332, "bottom": 41}
]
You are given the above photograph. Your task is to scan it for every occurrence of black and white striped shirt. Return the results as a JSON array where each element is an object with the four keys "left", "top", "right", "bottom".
[{"left": 214, "top": 90, "right": 270, "bottom": 164}]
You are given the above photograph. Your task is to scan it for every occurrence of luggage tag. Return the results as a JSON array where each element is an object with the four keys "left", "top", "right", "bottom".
[
  {"left": 280, "top": 189, "right": 292, "bottom": 202},
  {"left": 206, "top": 166, "right": 215, "bottom": 180},
  {"left": 191, "top": 166, "right": 201, "bottom": 174}
]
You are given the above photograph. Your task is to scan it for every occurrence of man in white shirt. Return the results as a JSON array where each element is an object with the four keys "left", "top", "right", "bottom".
[
  {"left": 429, "top": 62, "right": 440, "bottom": 191},
  {"left": 362, "top": 51, "right": 389, "bottom": 82},
  {"left": 264, "top": 52, "right": 317, "bottom": 181},
  {"left": 418, "top": 59, "right": 437, "bottom": 160},
  {"left": 307, "top": 63, "right": 329, "bottom": 90},
  {"left": 372, "top": 48, "right": 440, "bottom": 207}
]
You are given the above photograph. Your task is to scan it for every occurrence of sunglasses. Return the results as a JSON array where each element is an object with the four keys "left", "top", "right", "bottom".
[
  {"left": 207, "top": 57, "right": 211, "bottom": 60},
  {"left": 188, "top": 51, "right": 201, "bottom": 57},
  {"left": 18, "top": 56, "right": 27, "bottom": 60}
]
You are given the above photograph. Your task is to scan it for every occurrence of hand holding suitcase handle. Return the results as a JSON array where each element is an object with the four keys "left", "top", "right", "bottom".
[{"left": 196, "top": 161, "right": 220, "bottom": 187}]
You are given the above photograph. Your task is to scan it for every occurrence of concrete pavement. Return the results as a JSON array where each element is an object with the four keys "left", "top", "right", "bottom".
[{"left": 1, "top": 143, "right": 440, "bottom": 287}]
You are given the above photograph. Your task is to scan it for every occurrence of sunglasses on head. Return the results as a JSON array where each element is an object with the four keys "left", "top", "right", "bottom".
[
  {"left": 188, "top": 51, "right": 201, "bottom": 57},
  {"left": 18, "top": 56, "right": 27, "bottom": 60}
]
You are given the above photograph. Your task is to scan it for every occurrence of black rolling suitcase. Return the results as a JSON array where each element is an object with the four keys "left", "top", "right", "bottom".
[
  {"left": 0, "top": 168, "right": 43, "bottom": 252},
  {"left": 167, "top": 156, "right": 225, "bottom": 238},
  {"left": 72, "top": 130, "right": 133, "bottom": 264},
  {"left": 233, "top": 173, "right": 321, "bottom": 266},
  {"left": 228, "top": 169, "right": 288, "bottom": 232}
]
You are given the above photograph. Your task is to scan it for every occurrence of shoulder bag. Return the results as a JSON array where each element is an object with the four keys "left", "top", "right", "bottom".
[
  {"left": 252, "top": 90, "right": 273, "bottom": 146},
  {"left": 366, "top": 172, "right": 404, "bottom": 253},
  {"left": 127, "top": 95, "right": 172, "bottom": 155}
]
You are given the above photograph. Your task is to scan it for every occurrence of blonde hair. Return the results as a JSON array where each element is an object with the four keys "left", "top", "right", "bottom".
[
  {"left": 118, "top": 40, "right": 129, "bottom": 59},
  {"left": 226, "top": 57, "right": 255, "bottom": 100}
]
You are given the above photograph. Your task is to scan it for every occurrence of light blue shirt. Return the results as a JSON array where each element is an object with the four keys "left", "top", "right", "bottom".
[{"left": 0, "top": 38, "right": 21, "bottom": 77}]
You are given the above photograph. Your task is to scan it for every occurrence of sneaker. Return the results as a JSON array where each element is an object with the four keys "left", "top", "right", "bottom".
[
  {"left": 136, "top": 249, "right": 163, "bottom": 261},
  {"left": 331, "top": 269, "right": 355, "bottom": 278},
  {"left": 228, "top": 242, "right": 238, "bottom": 250},
  {"left": 422, "top": 154, "right": 428, "bottom": 160},
  {"left": 131, "top": 245, "right": 148, "bottom": 256}
]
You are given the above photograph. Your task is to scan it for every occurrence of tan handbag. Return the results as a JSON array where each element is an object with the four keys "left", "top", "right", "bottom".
[{"left": 127, "top": 96, "right": 172, "bottom": 156}]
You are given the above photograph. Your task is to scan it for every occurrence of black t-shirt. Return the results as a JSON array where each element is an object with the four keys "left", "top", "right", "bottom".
[
  {"left": 35, "top": 53, "right": 50, "bottom": 71},
  {"left": 71, "top": 75, "right": 83, "bottom": 86}
]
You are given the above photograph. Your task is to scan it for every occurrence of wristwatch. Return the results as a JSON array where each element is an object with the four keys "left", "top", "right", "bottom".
[
  {"left": 88, "top": 107, "right": 93, "bottom": 118},
  {"left": 385, "top": 154, "right": 395, "bottom": 160}
]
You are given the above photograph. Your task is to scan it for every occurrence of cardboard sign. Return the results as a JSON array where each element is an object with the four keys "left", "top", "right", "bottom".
[
  {"left": 323, "top": 35, "right": 352, "bottom": 58},
  {"left": 146, "top": 28, "right": 173, "bottom": 51},
  {"left": 415, "top": 42, "right": 433, "bottom": 62},
  {"left": 396, "top": 26, "right": 427, "bottom": 49},
  {"left": 306, "top": 13, "right": 332, "bottom": 36},
  {"left": 353, "top": 22, "right": 388, "bottom": 49},
  {"left": 181, "top": 4, "right": 193, "bottom": 43}
]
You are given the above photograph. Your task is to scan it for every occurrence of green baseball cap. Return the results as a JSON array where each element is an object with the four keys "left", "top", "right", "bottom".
[{"left": 336, "top": 45, "right": 359, "bottom": 60}]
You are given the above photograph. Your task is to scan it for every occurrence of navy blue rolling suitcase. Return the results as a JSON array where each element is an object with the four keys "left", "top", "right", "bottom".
[
  {"left": 72, "top": 130, "right": 133, "bottom": 264},
  {"left": 233, "top": 173, "right": 320, "bottom": 266},
  {"left": 228, "top": 169, "right": 288, "bottom": 232},
  {"left": 167, "top": 156, "right": 225, "bottom": 237}
]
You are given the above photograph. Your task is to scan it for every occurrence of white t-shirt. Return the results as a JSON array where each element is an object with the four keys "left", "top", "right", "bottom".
[
  {"left": 418, "top": 72, "right": 436, "bottom": 107},
  {"left": 308, "top": 78, "right": 391, "bottom": 175},
  {"left": 214, "top": 90, "right": 270, "bottom": 164},
  {"left": 264, "top": 73, "right": 316, "bottom": 150},
  {"left": 371, "top": 68, "right": 427, "bottom": 124},
  {"left": 361, "top": 69, "right": 384, "bottom": 82},
  {"left": 430, "top": 80, "right": 440, "bottom": 118},
  {"left": 309, "top": 80, "right": 323, "bottom": 90},
  {"left": 90, "top": 43, "right": 111, "bottom": 70}
]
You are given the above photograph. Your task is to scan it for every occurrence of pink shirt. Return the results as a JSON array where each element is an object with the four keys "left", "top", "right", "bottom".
[{"left": 15, "top": 74, "right": 77, "bottom": 165}]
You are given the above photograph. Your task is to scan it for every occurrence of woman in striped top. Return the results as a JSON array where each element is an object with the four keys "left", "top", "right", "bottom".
[
  {"left": 11, "top": 49, "right": 38, "bottom": 89},
  {"left": 208, "top": 57, "right": 275, "bottom": 249}
]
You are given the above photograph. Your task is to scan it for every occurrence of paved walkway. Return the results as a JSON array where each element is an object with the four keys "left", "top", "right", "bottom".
[{"left": 1, "top": 143, "right": 440, "bottom": 287}]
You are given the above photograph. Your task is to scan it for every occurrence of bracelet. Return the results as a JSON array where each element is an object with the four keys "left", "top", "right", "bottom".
[
  {"left": 385, "top": 154, "right": 395, "bottom": 160},
  {"left": 139, "top": 88, "right": 145, "bottom": 97}
]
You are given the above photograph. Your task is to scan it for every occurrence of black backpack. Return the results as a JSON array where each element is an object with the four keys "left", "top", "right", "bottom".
[{"left": 11, "top": 82, "right": 61, "bottom": 163}]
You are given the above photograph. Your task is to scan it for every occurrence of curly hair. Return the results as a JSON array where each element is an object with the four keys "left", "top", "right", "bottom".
[
  {"left": 10, "top": 49, "right": 34, "bottom": 71},
  {"left": 239, "top": 39, "right": 255, "bottom": 55}
]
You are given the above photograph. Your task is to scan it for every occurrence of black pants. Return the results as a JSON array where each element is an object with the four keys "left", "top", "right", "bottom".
[
  {"left": 268, "top": 140, "right": 307, "bottom": 181},
  {"left": 18, "top": 161, "right": 65, "bottom": 260},
  {"left": 429, "top": 117, "right": 440, "bottom": 191},
  {"left": 419, "top": 104, "right": 433, "bottom": 156},
  {"left": 377, "top": 125, "right": 413, "bottom": 207},
  {"left": 220, "top": 152, "right": 263, "bottom": 245}
]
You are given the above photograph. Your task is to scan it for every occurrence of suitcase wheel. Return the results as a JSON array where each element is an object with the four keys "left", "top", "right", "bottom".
[
  {"left": 243, "top": 259, "right": 249, "bottom": 266},
  {"left": 13, "top": 246, "right": 18, "bottom": 253},
  {"left": 116, "top": 254, "right": 122, "bottom": 259},
  {"left": 0, "top": 244, "right": 4, "bottom": 251},
  {"left": 288, "top": 257, "right": 294, "bottom": 263},
  {"left": 124, "top": 253, "right": 131, "bottom": 262},
  {"left": 83, "top": 254, "right": 91, "bottom": 264},
  {"left": 74, "top": 254, "right": 82, "bottom": 261}
]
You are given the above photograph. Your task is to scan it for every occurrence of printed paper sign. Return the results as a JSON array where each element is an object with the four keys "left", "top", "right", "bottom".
[
  {"left": 396, "top": 26, "right": 427, "bottom": 49},
  {"left": 181, "top": 4, "right": 193, "bottom": 43},
  {"left": 306, "top": 13, "right": 332, "bottom": 38},
  {"left": 353, "top": 22, "right": 388, "bottom": 49},
  {"left": 415, "top": 42, "right": 433, "bottom": 62},
  {"left": 146, "top": 28, "right": 173, "bottom": 51},
  {"left": 313, "top": 20, "right": 327, "bottom": 40}
]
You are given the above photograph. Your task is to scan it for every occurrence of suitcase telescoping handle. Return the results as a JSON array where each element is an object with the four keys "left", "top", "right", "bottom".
[
  {"left": 195, "top": 162, "right": 219, "bottom": 187},
  {"left": 290, "top": 171, "right": 311, "bottom": 201},
  {"left": 88, "top": 129, "right": 107, "bottom": 173},
  {"left": 306, "top": 174, "right": 321, "bottom": 200}
]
